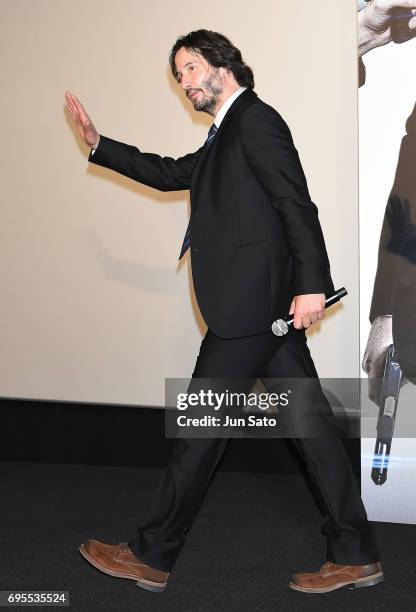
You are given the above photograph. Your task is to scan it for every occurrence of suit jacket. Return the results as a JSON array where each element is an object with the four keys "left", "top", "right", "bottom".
[
  {"left": 369, "top": 102, "right": 416, "bottom": 379},
  {"left": 360, "top": 58, "right": 416, "bottom": 377},
  {"left": 89, "top": 89, "right": 334, "bottom": 339}
]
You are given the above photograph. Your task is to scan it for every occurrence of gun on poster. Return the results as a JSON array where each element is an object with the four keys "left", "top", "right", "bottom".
[{"left": 371, "top": 344, "right": 403, "bottom": 486}]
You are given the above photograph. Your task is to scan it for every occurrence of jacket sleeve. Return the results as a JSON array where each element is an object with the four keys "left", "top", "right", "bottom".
[
  {"left": 358, "top": 57, "right": 366, "bottom": 88},
  {"left": 370, "top": 126, "right": 416, "bottom": 321},
  {"left": 369, "top": 205, "right": 396, "bottom": 321},
  {"left": 240, "top": 103, "right": 334, "bottom": 296},
  {"left": 88, "top": 135, "right": 203, "bottom": 192}
]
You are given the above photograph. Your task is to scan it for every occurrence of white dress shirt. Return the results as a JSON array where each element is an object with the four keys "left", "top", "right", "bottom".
[{"left": 213, "top": 86, "right": 247, "bottom": 128}]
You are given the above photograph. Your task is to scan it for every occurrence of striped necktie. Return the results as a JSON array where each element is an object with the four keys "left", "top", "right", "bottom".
[{"left": 178, "top": 124, "right": 218, "bottom": 260}]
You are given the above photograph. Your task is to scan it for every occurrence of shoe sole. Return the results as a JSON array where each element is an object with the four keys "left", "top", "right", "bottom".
[
  {"left": 289, "top": 571, "right": 384, "bottom": 593},
  {"left": 78, "top": 544, "right": 167, "bottom": 593}
]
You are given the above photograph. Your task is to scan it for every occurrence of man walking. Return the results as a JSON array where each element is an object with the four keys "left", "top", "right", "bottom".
[{"left": 65, "top": 29, "right": 382, "bottom": 594}]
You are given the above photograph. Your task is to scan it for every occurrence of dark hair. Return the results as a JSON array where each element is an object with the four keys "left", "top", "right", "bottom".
[{"left": 169, "top": 29, "right": 254, "bottom": 89}]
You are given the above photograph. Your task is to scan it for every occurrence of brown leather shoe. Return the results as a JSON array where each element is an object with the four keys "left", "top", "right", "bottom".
[
  {"left": 79, "top": 540, "right": 169, "bottom": 592},
  {"left": 289, "top": 561, "right": 384, "bottom": 593}
]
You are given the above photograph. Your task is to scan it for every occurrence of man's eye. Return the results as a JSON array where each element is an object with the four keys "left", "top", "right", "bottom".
[{"left": 189, "top": 66, "right": 194, "bottom": 71}]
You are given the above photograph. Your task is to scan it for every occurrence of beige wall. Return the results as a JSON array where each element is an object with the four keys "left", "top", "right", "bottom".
[{"left": 0, "top": 0, "right": 359, "bottom": 406}]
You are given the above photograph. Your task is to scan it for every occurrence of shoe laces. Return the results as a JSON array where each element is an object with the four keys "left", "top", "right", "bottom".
[{"left": 320, "top": 561, "right": 335, "bottom": 575}]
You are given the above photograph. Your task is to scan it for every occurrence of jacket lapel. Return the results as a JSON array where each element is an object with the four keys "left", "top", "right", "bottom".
[{"left": 190, "top": 89, "right": 258, "bottom": 195}]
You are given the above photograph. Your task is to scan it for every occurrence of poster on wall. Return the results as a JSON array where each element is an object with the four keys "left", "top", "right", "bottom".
[{"left": 358, "top": 0, "right": 416, "bottom": 524}]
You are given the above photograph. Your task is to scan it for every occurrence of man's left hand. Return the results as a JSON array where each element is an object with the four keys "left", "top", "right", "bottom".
[{"left": 289, "top": 294, "right": 325, "bottom": 330}]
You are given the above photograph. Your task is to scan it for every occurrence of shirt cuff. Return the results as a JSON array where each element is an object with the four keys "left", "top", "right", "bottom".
[{"left": 90, "top": 138, "right": 101, "bottom": 156}]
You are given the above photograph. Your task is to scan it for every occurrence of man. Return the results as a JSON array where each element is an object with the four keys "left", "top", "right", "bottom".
[{"left": 65, "top": 29, "right": 381, "bottom": 594}]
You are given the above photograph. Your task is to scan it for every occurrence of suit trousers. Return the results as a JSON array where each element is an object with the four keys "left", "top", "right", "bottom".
[{"left": 129, "top": 328, "right": 379, "bottom": 572}]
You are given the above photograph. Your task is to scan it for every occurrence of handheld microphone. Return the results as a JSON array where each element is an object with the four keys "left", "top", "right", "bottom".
[{"left": 271, "top": 287, "right": 348, "bottom": 336}]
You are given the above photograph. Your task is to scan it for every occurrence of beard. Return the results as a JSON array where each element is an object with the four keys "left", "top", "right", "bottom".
[{"left": 188, "top": 71, "right": 223, "bottom": 115}]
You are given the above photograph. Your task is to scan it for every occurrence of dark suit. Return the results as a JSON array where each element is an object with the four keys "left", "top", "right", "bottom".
[
  {"left": 89, "top": 89, "right": 378, "bottom": 571},
  {"left": 369, "top": 105, "right": 416, "bottom": 381},
  {"left": 360, "top": 58, "right": 416, "bottom": 380},
  {"left": 90, "top": 89, "right": 334, "bottom": 338}
]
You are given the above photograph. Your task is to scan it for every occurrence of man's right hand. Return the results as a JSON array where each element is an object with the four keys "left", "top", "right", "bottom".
[
  {"left": 65, "top": 91, "right": 100, "bottom": 149},
  {"left": 362, "top": 315, "right": 393, "bottom": 402}
]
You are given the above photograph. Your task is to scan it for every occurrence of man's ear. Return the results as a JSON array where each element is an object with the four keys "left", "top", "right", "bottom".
[{"left": 219, "top": 66, "right": 232, "bottom": 81}]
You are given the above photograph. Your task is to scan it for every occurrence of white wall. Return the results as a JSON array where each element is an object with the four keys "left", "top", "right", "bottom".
[{"left": 0, "top": 0, "right": 359, "bottom": 406}]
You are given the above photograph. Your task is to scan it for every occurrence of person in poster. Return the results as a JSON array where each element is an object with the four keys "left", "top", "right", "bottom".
[
  {"left": 65, "top": 29, "right": 381, "bottom": 594},
  {"left": 359, "top": 0, "right": 416, "bottom": 493},
  {"left": 359, "top": 2, "right": 416, "bottom": 387}
]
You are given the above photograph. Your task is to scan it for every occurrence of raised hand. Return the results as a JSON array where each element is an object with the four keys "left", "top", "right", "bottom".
[
  {"left": 358, "top": 0, "right": 416, "bottom": 56},
  {"left": 65, "top": 91, "right": 100, "bottom": 149}
]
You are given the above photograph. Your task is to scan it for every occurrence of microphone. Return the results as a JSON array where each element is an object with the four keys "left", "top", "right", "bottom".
[{"left": 271, "top": 287, "right": 348, "bottom": 336}]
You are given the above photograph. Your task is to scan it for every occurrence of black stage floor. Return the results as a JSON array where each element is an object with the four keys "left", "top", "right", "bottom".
[{"left": 1, "top": 461, "right": 415, "bottom": 612}]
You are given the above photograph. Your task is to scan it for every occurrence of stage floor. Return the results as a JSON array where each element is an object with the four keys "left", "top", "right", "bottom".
[{"left": 1, "top": 461, "right": 414, "bottom": 611}]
